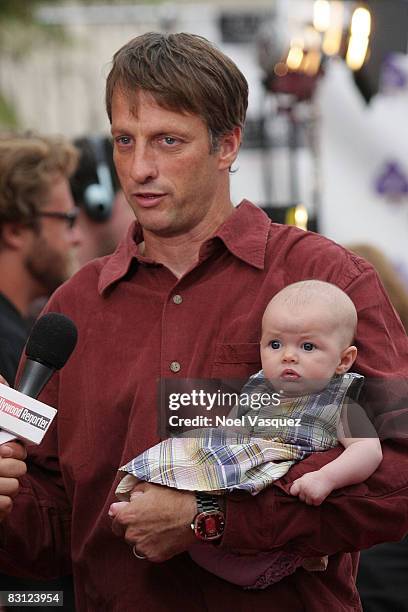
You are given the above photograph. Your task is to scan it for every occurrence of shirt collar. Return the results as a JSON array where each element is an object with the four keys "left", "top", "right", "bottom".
[
  {"left": 98, "top": 200, "right": 271, "bottom": 294},
  {"left": 212, "top": 200, "right": 270, "bottom": 269}
]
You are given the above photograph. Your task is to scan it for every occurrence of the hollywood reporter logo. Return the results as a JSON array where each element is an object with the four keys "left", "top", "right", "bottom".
[{"left": 0, "top": 397, "right": 51, "bottom": 430}]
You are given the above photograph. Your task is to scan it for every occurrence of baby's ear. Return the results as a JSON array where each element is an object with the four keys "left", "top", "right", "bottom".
[{"left": 335, "top": 345, "right": 358, "bottom": 374}]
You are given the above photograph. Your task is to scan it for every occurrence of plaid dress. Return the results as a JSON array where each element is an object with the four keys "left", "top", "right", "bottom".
[{"left": 116, "top": 372, "right": 364, "bottom": 498}]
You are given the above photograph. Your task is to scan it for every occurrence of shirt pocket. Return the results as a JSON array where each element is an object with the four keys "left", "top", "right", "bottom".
[{"left": 211, "top": 342, "right": 261, "bottom": 379}]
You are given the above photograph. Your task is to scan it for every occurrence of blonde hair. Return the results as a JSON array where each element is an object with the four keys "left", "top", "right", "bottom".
[
  {"left": 264, "top": 280, "right": 358, "bottom": 346},
  {"left": 0, "top": 133, "right": 78, "bottom": 228},
  {"left": 347, "top": 243, "right": 408, "bottom": 334}
]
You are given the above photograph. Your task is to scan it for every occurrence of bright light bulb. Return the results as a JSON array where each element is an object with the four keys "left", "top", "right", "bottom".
[
  {"left": 313, "top": 0, "right": 331, "bottom": 33},
  {"left": 302, "top": 50, "right": 322, "bottom": 76},
  {"left": 294, "top": 205, "right": 308, "bottom": 231},
  {"left": 286, "top": 46, "right": 304, "bottom": 71},
  {"left": 346, "top": 37, "right": 370, "bottom": 71},
  {"left": 346, "top": 6, "right": 371, "bottom": 70},
  {"left": 351, "top": 7, "right": 371, "bottom": 38}
]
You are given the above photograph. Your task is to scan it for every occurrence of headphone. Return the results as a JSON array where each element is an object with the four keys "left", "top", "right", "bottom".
[{"left": 82, "top": 136, "right": 115, "bottom": 222}]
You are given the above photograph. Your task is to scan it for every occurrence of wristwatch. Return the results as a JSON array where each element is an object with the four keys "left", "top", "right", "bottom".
[{"left": 191, "top": 492, "right": 226, "bottom": 541}]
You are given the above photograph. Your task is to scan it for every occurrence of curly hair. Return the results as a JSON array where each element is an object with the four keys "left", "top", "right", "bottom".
[
  {"left": 0, "top": 133, "right": 78, "bottom": 227},
  {"left": 105, "top": 32, "right": 248, "bottom": 150}
]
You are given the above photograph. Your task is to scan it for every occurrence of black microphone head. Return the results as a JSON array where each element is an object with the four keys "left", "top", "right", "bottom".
[{"left": 25, "top": 313, "right": 78, "bottom": 370}]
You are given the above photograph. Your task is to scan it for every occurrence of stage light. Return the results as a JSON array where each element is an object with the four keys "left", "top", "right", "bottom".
[
  {"left": 313, "top": 0, "right": 331, "bottom": 33},
  {"left": 346, "top": 6, "right": 371, "bottom": 71},
  {"left": 286, "top": 44, "right": 304, "bottom": 71}
]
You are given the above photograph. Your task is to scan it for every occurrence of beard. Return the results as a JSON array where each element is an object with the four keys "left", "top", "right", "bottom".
[{"left": 24, "top": 234, "right": 78, "bottom": 296}]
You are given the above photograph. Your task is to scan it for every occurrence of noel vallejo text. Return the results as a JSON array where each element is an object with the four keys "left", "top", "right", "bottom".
[{"left": 167, "top": 390, "right": 302, "bottom": 428}]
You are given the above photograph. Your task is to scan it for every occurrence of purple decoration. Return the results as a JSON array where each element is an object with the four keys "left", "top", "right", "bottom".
[
  {"left": 381, "top": 55, "right": 407, "bottom": 91},
  {"left": 375, "top": 161, "right": 408, "bottom": 199}
]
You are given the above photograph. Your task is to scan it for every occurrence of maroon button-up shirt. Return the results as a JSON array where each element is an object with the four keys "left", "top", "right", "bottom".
[{"left": 1, "top": 201, "right": 408, "bottom": 611}]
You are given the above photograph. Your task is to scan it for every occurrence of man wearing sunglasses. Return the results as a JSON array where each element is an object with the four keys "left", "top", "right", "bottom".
[
  {"left": 0, "top": 133, "right": 81, "bottom": 611},
  {"left": 0, "top": 133, "right": 82, "bottom": 385}
]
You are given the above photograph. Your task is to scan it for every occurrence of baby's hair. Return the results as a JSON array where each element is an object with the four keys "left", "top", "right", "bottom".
[{"left": 264, "top": 280, "right": 358, "bottom": 347}]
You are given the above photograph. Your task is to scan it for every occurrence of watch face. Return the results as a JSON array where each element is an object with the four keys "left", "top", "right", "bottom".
[{"left": 194, "top": 511, "right": 225, "bottom": 541}]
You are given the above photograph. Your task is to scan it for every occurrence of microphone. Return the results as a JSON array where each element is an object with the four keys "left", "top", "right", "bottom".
[
  {"left": 17, "top": 312, "right": 78, "bottom": 398},
  {"left": 0, "top": 313, "right": 77, "bottom": 445}
]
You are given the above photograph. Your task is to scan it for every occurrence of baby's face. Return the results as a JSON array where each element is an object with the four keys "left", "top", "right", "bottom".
[{"left": 260, "top": 302, "right": 349, "bottom": 396}]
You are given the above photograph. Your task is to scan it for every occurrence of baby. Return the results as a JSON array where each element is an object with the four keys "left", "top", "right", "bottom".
[{"left": 115, "top": 280, "right": 382, "bottom": 588}]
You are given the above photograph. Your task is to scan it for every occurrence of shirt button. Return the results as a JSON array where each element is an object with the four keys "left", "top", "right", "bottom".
[
  {"left": 170, "top": 361, "right": 181, "bottom": 373},
  {"left": 172, "top": 294, "right": 183, "bottom": 304}
]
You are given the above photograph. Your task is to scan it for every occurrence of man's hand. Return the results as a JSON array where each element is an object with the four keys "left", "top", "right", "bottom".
[
  {"left": 109, "top": 482, "right": 197, "bottom": 562},
  {"left": 0, "top": 443, "right": 27, "bottom": 521},
  {"left": 289, "top": 471, "right": 333, "bottom": 506}
]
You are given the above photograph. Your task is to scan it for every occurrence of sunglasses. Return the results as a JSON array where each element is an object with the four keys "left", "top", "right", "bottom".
[{"left": 36, "top": 207, "right": 79, "bottom": 230}]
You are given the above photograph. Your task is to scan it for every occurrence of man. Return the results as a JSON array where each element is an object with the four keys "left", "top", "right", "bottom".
[
  {"left": 0, "top": 134, "right": 81, "bottom": 610},
  {"left": 70, "top": 136, "right": 133, "bottom": 265},
  {"left": 0, "top": 33, "right": 407, "bottom": 612},
  {"left": 0, "top": 134, "right": 82, "bottom": 384}
]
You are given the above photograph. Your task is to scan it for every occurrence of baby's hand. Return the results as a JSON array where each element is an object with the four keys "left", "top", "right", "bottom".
[
  {"left": 109, "top": 487, "right": 144, "bottom": 517},
  {"left": 289, "top": 471, "right": 334, "bottom": 506}
]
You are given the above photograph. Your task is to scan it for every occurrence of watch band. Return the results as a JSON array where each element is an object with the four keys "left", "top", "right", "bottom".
[{"left": 195, "top": 491, "right": 222, "bottom": 513}]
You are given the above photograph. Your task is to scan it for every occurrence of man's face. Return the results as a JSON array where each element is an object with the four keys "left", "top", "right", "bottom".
[
  {"left": 25, "top": 176, "right": 82, "bottom": 295},
  {"left": 260, "top": 302, "right": 350, "bottom": 396},
  {"left": 111, "top": 89, "right": 239, "bottom": 239}
]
